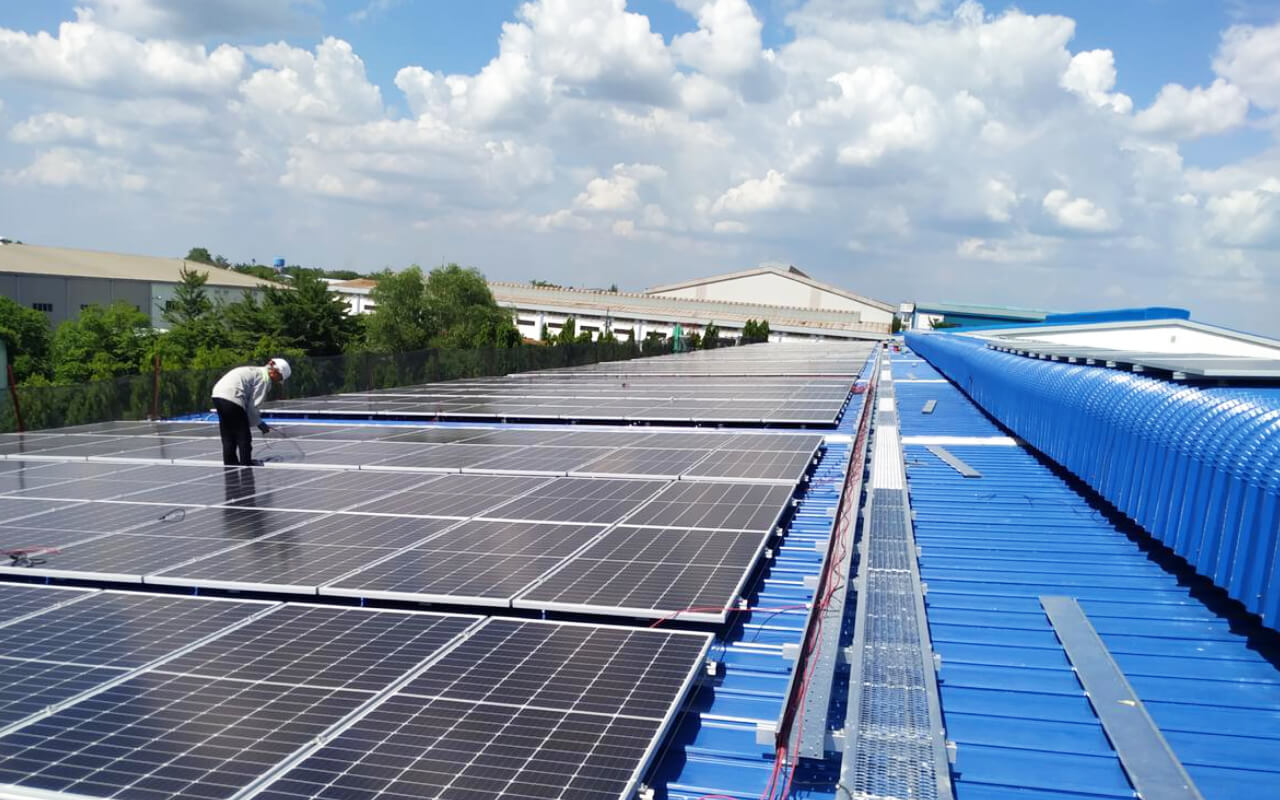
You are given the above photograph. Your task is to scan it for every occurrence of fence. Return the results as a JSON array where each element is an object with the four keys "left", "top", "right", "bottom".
[{"left": 1, "top": 339, "right": 670, "bottom": 433}]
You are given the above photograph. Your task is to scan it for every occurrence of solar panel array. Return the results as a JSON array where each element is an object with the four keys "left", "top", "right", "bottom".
[
  {"left": 0, "top": 424, "right": 821, "bottom": 483},
  {"left": 0, "top": 585, "right": 710, "bottom": 800},
  {"left": 255, "top": 342, "right": 872, "bottom": 426},
  {"left": 1, "top": 455, "right": 797, "bottom": 621}
]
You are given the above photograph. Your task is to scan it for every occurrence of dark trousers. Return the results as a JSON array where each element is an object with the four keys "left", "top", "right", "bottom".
[{"left": 213, "top": 398, "right": 253, "bottom": 466}]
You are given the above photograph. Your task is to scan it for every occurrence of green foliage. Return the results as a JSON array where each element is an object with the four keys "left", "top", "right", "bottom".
[
  {"left": 261, "top": 271, "right": 361, "bottom": 356},
  {"left": 929, "top": 318, "right": 961, "bottom": 330},
  {"left": 703, "top": 322, "right": 720, "bottom": 349},
  {"left": 366, "top": 266, "right": 433, "bottom": 352},
  {"left": 185, "top": 247, "right": 214, "bottom": 265},
  {"left": 530, "top": 279, "right": 562, "bottom": 288},
  {"left": 687, "top": 331, "right": 702, "bottom": 349},
  {"left": 556, "top": 317, "right": 577, "bottom": 345},
  {"left": 0, "top": 296, "right": 53, "bottom": 383},
  {"left": 540, "top": 323, "right": 553, "bottom": 344},
  {"left": 425, "top": 264, "right": 519, "bottom": 349},
  {"left": 891, "top": 316, "right": 904, "bottom": 333},
  {"left": 742, "top": 318, "right": 771, "bottom": 344},
  {"left": 51, "top": 302, "right": 155, "bottom": 383}
]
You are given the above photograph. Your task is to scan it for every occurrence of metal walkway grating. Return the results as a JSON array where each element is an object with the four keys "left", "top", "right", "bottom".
[{"left": 842, "top": 375, "right": 951, "bottom": 800}]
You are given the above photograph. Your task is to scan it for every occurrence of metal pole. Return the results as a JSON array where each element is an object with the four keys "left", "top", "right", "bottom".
[
  {"left": 6, "top": 363, "right": 24, "bottom": 433},
  {"left": 150, "top": 353, "right": 161, "bottom": 420}
]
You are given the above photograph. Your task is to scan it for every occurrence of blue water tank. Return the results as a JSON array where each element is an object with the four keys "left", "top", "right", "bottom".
[{"left": 272, "top": 258, "right": 286, "bottom": 269}]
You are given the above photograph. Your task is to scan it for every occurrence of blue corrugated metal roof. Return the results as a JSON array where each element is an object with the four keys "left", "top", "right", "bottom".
[{"left": 890, "top": 348, "right": 1280, "bottom": 800}]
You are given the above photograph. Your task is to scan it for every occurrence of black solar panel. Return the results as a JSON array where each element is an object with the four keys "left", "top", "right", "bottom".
[
  {"left": 253, "top": 620, "right": 710, "bottom": 800},
  {"left": 326, "top": 550, "right": 564, "bottom": 604},
  {"left": 156, "top": 606, "right": 475, "bottom": 692},
  {"left": 0, "top": 592, "right": 268, "bottom": 668},
  {"left": 572, "top": 447, "right": 711, "bottom": 479},
  {"left": 346, "top": 474, "right": 550, "bottom": 518},
  {"left": 5, "top": 533, "right": 243, "bottom": 580},
  {"left": 0, "top": 672, "right": 367, "bottom": 800},
  {"left": 481, "top": 477, "right": 666, "bottom": 524},
  {"left": 0, "top": 659, "right": 125, "bottom": 730},
  {"left": 622, "top": 481, "right": 793, "bottom": 532},
  {"left": 516, "top": 527, "right": 767, "bottom": 621},
  {"left": 401, "top": 620, "right": 709, "bottom": 717},
  {"left": 0, "top": 584, "right": 93, "bottom": 627},
  {"left": 683, "top": 448, "right": 816, "bottom": 483}
]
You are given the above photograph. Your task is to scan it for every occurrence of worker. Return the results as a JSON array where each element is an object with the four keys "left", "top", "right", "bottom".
[{"left": 211, "top": 358, "right": 291, "bottom": 466}]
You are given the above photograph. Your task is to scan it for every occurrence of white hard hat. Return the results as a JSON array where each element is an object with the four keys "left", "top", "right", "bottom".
[{"left": 268, "top": 358, "right": 291, "bottom": 380}]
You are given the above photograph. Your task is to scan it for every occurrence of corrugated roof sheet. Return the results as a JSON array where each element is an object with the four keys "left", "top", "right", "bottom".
[{"left": 892, "top": 348, "right": 1280, "bottom": 800}]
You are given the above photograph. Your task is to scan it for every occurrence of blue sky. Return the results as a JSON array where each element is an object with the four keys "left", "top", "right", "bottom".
[{"left": 1, "top": 0, "right": 1278, "bottom": 333}]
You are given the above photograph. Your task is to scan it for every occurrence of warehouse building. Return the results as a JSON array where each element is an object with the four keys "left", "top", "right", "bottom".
[
  {"left": 489, "top": 265, "right": 895, "bottom": 342},
  {"left": 0, "top": 242, "right": 274, "bottom": 328}
]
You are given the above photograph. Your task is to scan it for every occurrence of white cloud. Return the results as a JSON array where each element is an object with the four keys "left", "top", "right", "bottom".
[
  {"left": 712, "top": 170, "right": 798, "bottom": 214},
  {"left": 574, "top": 163, "right": 666, "bottom": 212},
  {"left": 982, "top": 177, "right": 1018, "bottom": 223},
  {"left": 1061, "top": 50, "right": 1133, "bottom": 113},
  {"left": 1043, "top": 189, "right": 1114, "bottom": 232},
  {"left": 1133, "top": 79, "right": 1249, "bottom": 139},
  {"left": 1214, "top": 21, "right": 1280, "bottom": 109},
  {"left": 10, "top": 113, "right": 127, "bottom": 149},
  {"left": 713, "top": 220, "right": 748, "bottom": 234},
  {"left": 957, "top": 236, "right": 1048, "bottom": 262},
  {"left": 6, "top": 147, "right": 147, "bottom": 192},
  {"left": 0, "top": 9, "right": 245, "bottom": 94},
  {"left": 1205, "top": 179, "right": 1280, "bottom": 247},
  {"left": 241, "top": 38, "right": 383, "bottom": 121}
]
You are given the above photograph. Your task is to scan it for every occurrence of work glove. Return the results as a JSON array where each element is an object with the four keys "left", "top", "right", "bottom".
[{"left": 258, "top": 422, "right": 271, "bottom": 434}]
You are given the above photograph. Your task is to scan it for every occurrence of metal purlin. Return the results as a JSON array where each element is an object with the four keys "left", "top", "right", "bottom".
[{"left": 839, "top": 359, "right": 953, "bottom": 800}]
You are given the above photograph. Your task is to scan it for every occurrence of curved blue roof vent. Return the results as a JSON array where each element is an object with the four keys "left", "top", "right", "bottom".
[{"left": 906, "top": 330, "right": 1280, "bottom": 629}]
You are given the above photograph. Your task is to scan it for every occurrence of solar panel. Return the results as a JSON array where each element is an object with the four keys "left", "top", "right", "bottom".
[
  {"left": 683, "top": 448, "right": 817, "bottom": 483},
  {"left": 252, "top": 620, "right": 711, "bottom": 800},
  {"left": 346, "top": 473, "right": 550, "bottom": 518},
  {"left": 0, "top": 659, "right": 126, "bottom": 730},
  {"left": 0, "top": 592, "right": 268, "bottom": 668},
  {"left": 481, "top": 477, "right": 666, "bottom": 525},
  {"left": 323, "top": 521, "right": 606, "bottom": 604},
  {"left": 0, "top": 672, "right": 368, "bottom": 799},
  {"left": 622, "top": 481, "right": 794, "bottom": 532},
  {"left": 155, "top": 605, "right": 477, "bottom": 692},
  {"left": 465, "top": 445, "right": 619, "bottom": 475},
  {"left": 3, "top": 532, "right": 245, "bottom": 582},
  {"left": 1, "top": 501, "right": 185, "bottom": 536},
  {"left": 0, "top": 584, "right": 94, "bottom": 627},
  {"left": 571, "top": 448, "right": 711, "bottom": 479},
  {"left": 515, "top": 527, "right": 768, "bottom": 621}
]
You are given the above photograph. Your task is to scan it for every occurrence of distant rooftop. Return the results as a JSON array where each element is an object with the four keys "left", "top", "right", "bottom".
[
  {"left": 0, "top": 243, "right": 276, "bottom": 289},
  {"left": 646, "top": 265, "right": 895, "bottom": 313}
]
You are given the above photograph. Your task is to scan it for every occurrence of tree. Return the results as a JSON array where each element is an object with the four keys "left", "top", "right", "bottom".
[
  {"left": 556, "top": 317, "right": 578, "bottom": 345},
  {"left": 687, "top": 331, "right": 702, "bottom": 349},
  {"left": 0, "top": 296, "right": 53, "bottom": 383},
  {"left": 703, "top": 322, "right": 720, "bottom": 349},
  {"left": 51, "top": 302, "right": 154, "bottom": 383},
  {"left": 758, "top": 319, "right": 770, "bottom": 340},
  {"left": 891, "top": 316, "right": 904, "bottom": 334},
  {"left": 929, "top": 317, "right": 960, "bottom": 330},
  {"left": 540, "top": 323, "right": 553, "bottom": 344},
  {"left": 424, "top": 264, "right": 519, "bottom": 349},
  {"left": 365, "top": 266, "right": 433, "bottom": 353},
  {"left": 185, "top": 247, "right": 214, "bottom": 265},
  {"left": 160, "top": 267, "right": 230, "bottom": 364},
  {"left": 261, "top": 271, "right": 360, "bottom": 356}
]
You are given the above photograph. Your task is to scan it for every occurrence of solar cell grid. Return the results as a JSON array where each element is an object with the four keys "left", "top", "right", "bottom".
[
  {"left": 481, "top": 477, "right": 666, "bottom": 525},
  {"left": 1, "top": 501, "right": 186, "bottom": 535},
  {"left": 253, "top": 696, "right": 662, "bottom": 800},
  {"left": 623, "top": 481, "right": 793, "bottom": 532},
  {"left": 0, "top": 584, "right": 93, "bottom": 627},
  {"left": 401, "top": 620, "right": 709, "bottom": 718},
  {"left": 3, "top": 532, "right": 241, "bottom": 580},
  {"left": 684, "top": 448, "right": 816, "bottom": 483},
  {"left": 0, "top": 659, "right": 126, "bottom": 730},
  {"left": 0, "top": 672, "right": 367, "bottom": 800},
  {"left": 370, "top": 443, "right": 525, "bottom": 471},
  {"left": 411, "top": 519, "right": 604, "bottom": 558},
  {"left": 0, "top": 496, "right": 72, "bottom": 522},
  {"left": 346, "top": 474, "right": 549, "bottom": 518},
  {"left": 252, "top": 513, "right": 455, "bottom": 549},
  {"left": 0, "top": 592, "right": 267, "bottom": 668},
  {"left": 325, "top": 550, "right": 564, "bottom": 604},
  {"left": 571, "top": 447, "right": 709, "bottom": 479},
  {"left": 123, "top": 507, "right": 320, "bottom": 540},
  {"left": 156, "top": 606, "right": 476, "bottom": 692},
  {"left": 467, "top": 445, "right": 618, "bottom": 475}
]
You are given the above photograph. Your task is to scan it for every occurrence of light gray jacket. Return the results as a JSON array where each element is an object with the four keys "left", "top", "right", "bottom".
[{"left": 211, "top": 366, "right": 270, "bottom": 427}]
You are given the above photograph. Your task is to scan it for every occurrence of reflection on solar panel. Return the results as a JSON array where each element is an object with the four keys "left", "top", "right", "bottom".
[
  {"left": 253, "top": 620, "right": 710, "bottom": 800},
  {"left": 323, "top": 521, "right": 606, "bottom": 604}
]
